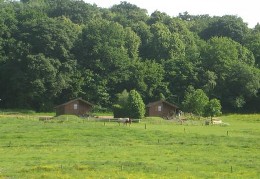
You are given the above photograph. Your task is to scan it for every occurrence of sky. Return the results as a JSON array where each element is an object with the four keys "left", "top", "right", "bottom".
[{"left": 85, "top": 0, "right": 260, "bottom": 28}]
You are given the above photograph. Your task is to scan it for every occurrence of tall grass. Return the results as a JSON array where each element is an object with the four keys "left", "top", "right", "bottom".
[{"left": 0, "top": 114, "right": 259, "bottom": 178}]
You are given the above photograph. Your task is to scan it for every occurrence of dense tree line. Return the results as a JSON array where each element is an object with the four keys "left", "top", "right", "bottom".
[{"left": 0, "top": 0, "right": 259, "bottom": 113}]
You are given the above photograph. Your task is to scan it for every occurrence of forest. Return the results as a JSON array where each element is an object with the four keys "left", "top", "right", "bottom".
[{"left": 0, "top": 0, "right": 259, "bottom": 113}]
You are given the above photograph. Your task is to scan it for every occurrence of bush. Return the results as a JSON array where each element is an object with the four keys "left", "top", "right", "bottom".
[
  {"left": 113, "top": 89, "right": 145, "bottom": 119},
  {"left": 128, "top": 90, "right": 145, "bottom": 119},
  {"left": 113, "top": 104, "right": 128, "bottom": 118},
  {"left": 91, "top": 105, "right": 110, "bottom": 113}
]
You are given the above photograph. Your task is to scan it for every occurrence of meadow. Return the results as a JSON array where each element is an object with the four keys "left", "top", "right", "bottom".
[{"left": 0, "top": 113, "right": 259, "bottom": 178}]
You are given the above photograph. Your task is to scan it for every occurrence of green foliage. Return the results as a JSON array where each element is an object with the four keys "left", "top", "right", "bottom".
[
  {"left": 204, "top": 98, "right": 222, "bottom": 119},
  {"left": 0, "top": 0, "right": 259, "bottom": 113},
  {"left": 46, "top": 0, "right": 101, "bottom": 24},
  {"left": 225, "top": 62, "right": 260, "bottom": 109},
  {"left": 127, "top": 90, "right": 145, "bottom": 119},
  {"left": 113, "top": 90, "right": 129, "bottom": 118},
  {"left": 74, "top": 19, "right": 138, "bottom": 101},
  {"left": 200, "top": 15, "right": 249, "bottom": 43},
  {"left": 163, "top": 58, "right": 199, "bottom": 101},
  {"left": 24, "top": 54, "right": 64, "bottom": 110},
  {"left": 113, "top": 90, "right": 145, "bottom": 119},
  {"left": 148, "top": 22, "right": 185, "bottom": 60},
  {"left": 110, "top": 1, "right": 148, "bottom": 27},
  {"left": 131, "top": 60, "right": 169, "bottom": 102},
  {"left": 17, "top": 15, "right": 80, "bottom": 60},
  {"left": 202, "top": 37, "right": 240, "bottom": 74},
  {"left": 182, "top": 87, "right": 209, "bottom": 116},
  {"left": 91, "top": 105, "right": 111, "bottom": 114},
  {"left": 124, "top": 27, "right": 141, "bottom": 59},
  {"left": 112, "top": 104, "right": 125, "bottom": 118},
  {"left": 200, "top": 70, "right": 217, "bottom": 94},
  {"left": 116, "top": 89, "right": 129, "bottom": 107},
  {"left": 148, "top": 10, "right": 171, "bottom": 25},
  {"left": 159, "top": 93, "right": 166, "bottom": 100},
  {"left": 131, "top": 21, "right": 152, "bottom": 59},
  {"left": 200, "top": 37, "right": 259, "bottom": 111},
  {"left": 245, "top": 31, "right": 260, "bottom": 66}
]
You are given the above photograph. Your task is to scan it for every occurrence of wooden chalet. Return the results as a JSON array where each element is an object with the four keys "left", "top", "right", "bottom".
[
  {"left": 54, "top": 98, "right": 93, "bottom": 116},
  {"left": 146, "top": 100, "right": 179, "bottom": 118}
]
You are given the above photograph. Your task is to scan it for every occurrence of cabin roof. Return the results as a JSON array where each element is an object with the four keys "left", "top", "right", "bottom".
[{"left": 54, "top": 98, "right": 94, "bottom": 108}]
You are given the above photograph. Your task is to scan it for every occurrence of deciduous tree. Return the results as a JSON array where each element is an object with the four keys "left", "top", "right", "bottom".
[
  {"left": 182, "top": 87, "right": 209, "bottom": 116},
  {"left": 204, "top": 98, "right": 222, "bottom": 120}
]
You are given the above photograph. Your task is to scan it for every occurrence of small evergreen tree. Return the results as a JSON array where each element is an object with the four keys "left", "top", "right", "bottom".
[{"left": 128, "top": 90, "right": 145, "bottom": 119}]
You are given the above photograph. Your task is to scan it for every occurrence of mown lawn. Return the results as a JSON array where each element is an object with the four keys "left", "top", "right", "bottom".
[{"left": 0, "top": 114, "right": 259, "bottom": 178}]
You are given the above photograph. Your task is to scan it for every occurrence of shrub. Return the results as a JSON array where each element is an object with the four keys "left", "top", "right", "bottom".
[
  {"left": 113, "top": 104, "right": 128, "bottom": 118},
  {"left": 113, "top": 90, "right": 145, "bottom": 119},
  {"left": 127, "top": 90, "right": 145, "bottom": 119}
]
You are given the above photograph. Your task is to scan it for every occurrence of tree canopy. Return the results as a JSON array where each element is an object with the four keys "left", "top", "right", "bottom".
[{"left": 0, "top": 0, "right": 259, "bottom": 113}]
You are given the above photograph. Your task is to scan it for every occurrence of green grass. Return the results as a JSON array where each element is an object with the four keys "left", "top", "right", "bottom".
[
  {"left": 0, "top": 114, "right": 259, "bottom": 178},
  {"left": 0, "top": 108, "right": 55, "bottom": 116}
]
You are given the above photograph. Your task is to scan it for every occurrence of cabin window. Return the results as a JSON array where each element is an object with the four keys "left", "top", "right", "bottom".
[
  {"left": 74, "top": 104, "right": 78, "bottom": 110},
  {"left": 158, "top": 105, "right": 162, "bottom": 112}
]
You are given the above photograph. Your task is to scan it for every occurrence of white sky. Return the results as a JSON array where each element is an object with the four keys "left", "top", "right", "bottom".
[{"left": 85, "top": 0, "right": 260, "bottom": 28}]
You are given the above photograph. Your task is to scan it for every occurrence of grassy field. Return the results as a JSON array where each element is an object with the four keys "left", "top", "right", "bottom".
[{"left": 0, "top": 113, "right": 259, "bottom": 178}]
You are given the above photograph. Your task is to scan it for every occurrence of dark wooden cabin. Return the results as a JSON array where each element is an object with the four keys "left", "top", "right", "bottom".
[
  {"left": 146, "top": 100, "right": 179, "bottom": 118},
  {"left": 55, "top": 98, "right": 93, "bottom": 116}
]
